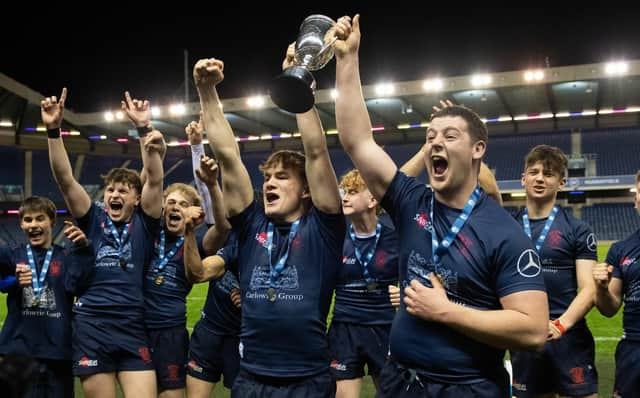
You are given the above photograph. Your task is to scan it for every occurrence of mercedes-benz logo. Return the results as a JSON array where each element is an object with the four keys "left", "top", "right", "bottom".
[
  {"left": 517, "top": 249, "right": 542, "bottom": 278},
  {"left": 586, "top": 233, "right": 597, "bottom": 252}
]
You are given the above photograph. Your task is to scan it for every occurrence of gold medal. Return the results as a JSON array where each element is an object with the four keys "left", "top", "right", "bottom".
[
  {"left": 267, "top": 288, "right": 276, "bottom": 302},
  {"left": 155, "top": 275, "right": 164, "bottom": 285}
]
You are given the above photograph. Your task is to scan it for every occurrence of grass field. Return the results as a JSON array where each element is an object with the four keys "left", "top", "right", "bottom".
[{"left": 1, "top": 243, "right": 622, "bottom": 397}]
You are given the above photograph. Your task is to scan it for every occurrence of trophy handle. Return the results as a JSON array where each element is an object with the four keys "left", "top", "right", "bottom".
[{"left": 314, "top": 36, "right": 338, "bottom": 64}]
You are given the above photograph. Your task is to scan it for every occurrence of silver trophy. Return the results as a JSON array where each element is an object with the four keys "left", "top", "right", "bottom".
[{"left": 269, "top": 15, "right": 337, "bottom": 113}]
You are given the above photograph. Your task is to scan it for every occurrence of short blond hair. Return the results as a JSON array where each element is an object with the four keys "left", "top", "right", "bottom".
[
  {"left": 339, "top": 169, "right": 381, "bottom": 214},
  {"left": 163, "top": 183, "right": 201, "bottom": 207}
]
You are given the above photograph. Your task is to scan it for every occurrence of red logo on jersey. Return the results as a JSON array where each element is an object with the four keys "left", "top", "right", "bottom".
[
  {"left": 292, "top": 235, "right": 302, "bottom": 250},
  {"left": 621, "top": 256, "right": 636, "bottom": 268},
  {"left": 255, "top": 232, "right": 268, "bottom": 248},
  {"left": 167, "top": 364, "right": 179, "bottom": 381},
  {"left": 415, "top": 213, "right": 428, "bottom": 228},
  {"left": 342, "top": 256, "right": 348, "bottom": 264},
  {"left": 457, "top": 233, "right": 473, "bottom": 260},
  {"left": 48, "top": 261, "right": 62, "bottom": 277},
  {"left": 188, "top": 360, "right": 203, "bottom": 373},
  {"left": 138, "top": 347, "right": 152, "bottom": 364},
  {"left": 548, "top": 230, "right": 563, "bottom": 247},
  {"left": 374, "top": 250, "right": 388, "bottom": 269},
  {"left": 569, "top": 367, "right": 585, "bottom": 384}
]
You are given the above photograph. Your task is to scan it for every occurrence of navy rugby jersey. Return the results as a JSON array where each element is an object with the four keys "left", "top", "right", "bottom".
[
  {"left": 382, "top": 171, "right": 546, "bottom": 383},
  {"left": 332, "top": 222, "right": 399, "bottom": 325},
  {"left": 143, "top": 228, "right": 209, "bottom": 329},
  {"left": 230, "top": 201, "right": 345, "bottom": 378},
  {"left": 606, "top": 229, "right": 640, "bottom": 341},
  {"left": 0, "top": 243, "right": 93, "bottom": 359},
  {"left": 74, "top": 202, "right": 160, "bottom": 318},
  {"left": 198, "top": 233, "right": 241, "bottom": 336},
  {"left": 515, "top": 207, "right": 597, "bottom": 319}
]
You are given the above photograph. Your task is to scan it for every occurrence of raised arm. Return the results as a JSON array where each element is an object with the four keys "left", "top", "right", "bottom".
[
  {"left": 196, "top": 155, "right": 231, "bottom": 256},
  {"left": 121, "top": 92, "right": 164, "bottom": 219},
  {"left": 593, "top": 262, "right": 623, "bottom": 317},
  {"left": 399, "top": 144, "right": 426, "bottom": 177},
  {"left": 44, "top": 88, "right": 91, "bottom": 218},
  {"left": 185, "top": 114, "right": 215, "bottom": 225},
  {"left": 194, "top": 58, "right": 253, "bottom": 217},
  {"left": 182, "top": 206, "right": 225, "bottom": 283},
  {"left": 479, "top": 162, "right": 502, "bottom": 205},
  {"left": 334, "top": 15, "right": 397, "bottom": 201},
  {"left": 281, "top": 43, "right": 341, "bottom": 213}
]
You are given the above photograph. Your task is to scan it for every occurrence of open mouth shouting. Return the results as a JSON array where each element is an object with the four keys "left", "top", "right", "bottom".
[
  {"left": 166, "top": 212, "right": 183, "bottom": 228},
  {"left": 27, "top": 229, "right": 45, "bottom": 244},
  {"left": 431, "top": 155, "right": 449, "bottom": 178},
  {"left": 265, "top": 192, "right": 280, "bottom": 207}
]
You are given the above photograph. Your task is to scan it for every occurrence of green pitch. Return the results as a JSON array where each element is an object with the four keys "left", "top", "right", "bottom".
[{"left": 0, "top": 243, "right": 622, "bottom": 397}]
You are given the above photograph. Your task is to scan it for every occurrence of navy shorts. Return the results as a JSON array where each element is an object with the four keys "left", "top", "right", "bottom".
[
  {"left": 613, "top": 339, "right": 640, "bottom": 397},
  {"left": 187, "top": 321, "right": 240, "bottom": 389},
  {"left": 511, "top": 324, "right": 598, "bottom": 397},
  {"left": 72, "top": 315, "right": 154, "bottom": 376},
  {"left": 327, "top": 321, "right": 390, "bottom": 380},
  {"left": 22, "top": 359, "right": 73, "bottom": 398},
  {"left": 231, "top": 368, "right": 336, "bottom": 398},
  {"left": 376, "top": 357, "right": 509, "bottom": 398},
  {"left": 148, "top": 326, "right": 189, "bottom": 391}
]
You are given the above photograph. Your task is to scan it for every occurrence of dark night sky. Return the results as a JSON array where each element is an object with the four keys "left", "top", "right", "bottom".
[{"left": 3, "top": 8, "right": 639, "bottom": 113}]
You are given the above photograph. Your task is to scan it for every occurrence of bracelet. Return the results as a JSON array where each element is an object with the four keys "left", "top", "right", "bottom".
[
  {"left": 136, "top": 125, "right": 153, "bottom": 137},
  {"left": 551, "top": 319, "right": 566, "bottom": 335},
  {"left": 47, "top": 128, "right": 61, "bottom": 138}
]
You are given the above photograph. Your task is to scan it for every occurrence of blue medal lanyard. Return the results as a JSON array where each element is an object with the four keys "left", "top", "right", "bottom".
[
  {"left": 26, "top": 244, "right": 54, "bottom": 301},
  {"left": 522, "top": 206, "right": 558, "bottom": 252},
  {"left": 105, "top": 216, "right": 130, "bottom": 263},
  {"left": 348, "top": 222, "right": 381, "bottom": 285},
  {"left": 155, "top": 229, "right": 184, "bottom": 272},
  {"left": 266, "top": 219, "right": 300, "bottom": 288},
  {"left": 430, "top": 187, "right": 481, "bottom": 270}
]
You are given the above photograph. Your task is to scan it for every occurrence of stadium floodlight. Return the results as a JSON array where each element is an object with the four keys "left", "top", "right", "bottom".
[
  {"left": 330, "top": 89, "right": 339, "bottom": 99},
  {"left": 115, "top": 111, "right": 125, "bottom": 120},
  {"left": 0, "top": 121, "right": 13, "bottom": 127},
  {"left": 524, "top": 70, "right": 544, "bottom": 82},
  {"left": 104, "top": 112, "right": 114, "bottom": 122},
  {"left": 605, "top": 61, "right": 628, "bottom": 76},
  {"left": 375, "top": 83, "right": 395, "bottom": 97},
  {"left": 169, "top": 104, "right": 186, "bottom": 116},
  {"left": 151, "top": 106, "right": 161, "bottom": 117},
  {"left": 280, "top": 133, "right": 292, "bottom": 138},
  {"left": 511, "top": 192, "right": 527, "bottom": 198},
  {"left": 422, "top": 78, "right": 443, "bottom": 92},
  {"left": 471, "top": 74, "right": 492, "bottom": 87},
  {"left": 247, "top": 96, "right": 266, "bottom": 108}
]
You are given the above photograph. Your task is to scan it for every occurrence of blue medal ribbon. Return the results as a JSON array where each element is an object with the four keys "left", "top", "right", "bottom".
[
  {"left": 154, "top": 229, "right": 184, "bottom": 272},
  {"left": 26, "top": 244, "right": 54, "bottom": 301},
  {"left": 266, "top": 219, "right": 300, "bottom": 288},
  {"left": 523, "top": 206, "right": 558, "bottom": 252},
  {"left": 105, "top": 216, "right": 130, "bottom": 264},
  {"left": 348, "top": 222, "right": 381, "bottom": 285},
  {"left": 430, "top": 186, "right": 481, "bottom": 268}
]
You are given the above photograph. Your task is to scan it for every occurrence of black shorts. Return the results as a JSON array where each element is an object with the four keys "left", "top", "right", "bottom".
[
  {"left": 231, "top": 368, "right": 335, "bottom": 398},
  {"left": 613, "top": 338, "right": 640, "bottom": 398},
  {"left": 327, "top": 321, "right": 390, "bottom": 379},
  {"left": 187, "top": 321, "right": 240, "bottom": 389},
  {"left": 148, "top": 326, "right": 189, "bottom": 391},
  {"left": 72, "top": 315, "right": 154, "bottom": 376},
  {"left": 376, "top": 357, "right": 509, "bottom": 398},
  {"left": 511, "top": 324, "right": 598, "bottom": 397}
]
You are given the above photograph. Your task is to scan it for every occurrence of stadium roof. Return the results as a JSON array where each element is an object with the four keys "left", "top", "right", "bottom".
[{"left": 1, "top": 59, "right": 640, "bottom": 153}]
